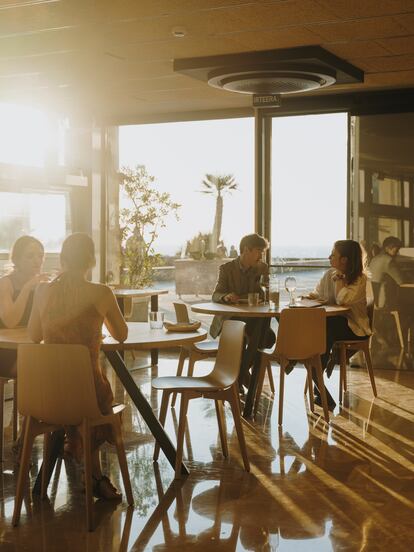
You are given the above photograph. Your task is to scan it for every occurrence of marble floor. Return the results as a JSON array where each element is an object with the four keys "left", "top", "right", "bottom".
[{"left": 1, "top": 347, "right": 414, "bottom": 551}]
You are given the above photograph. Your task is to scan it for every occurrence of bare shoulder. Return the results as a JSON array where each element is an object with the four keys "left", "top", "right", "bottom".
[{"left": 87, "top": 282, "right": 114, "bottom": 305}]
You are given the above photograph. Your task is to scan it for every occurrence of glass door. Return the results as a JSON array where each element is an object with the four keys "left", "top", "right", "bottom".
[{"left": 271, "top": 113, "right": 348, "bottom": 299}]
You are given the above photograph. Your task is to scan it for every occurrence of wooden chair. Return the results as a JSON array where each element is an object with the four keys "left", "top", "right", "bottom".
[
  {"left": 12, "top": 344, "right": 133, "bottom": 531},
  {"left": 170, "top": 302, "right": 219, "bottom": 407},
  {"left": 0, "top": 373, "right": 18, "bottom": 462},
  {"left": 333, "top": 300, "right": 377, "bottom": 404},
  {"left": 254, "top": 308, "right": 330, "bottom": 424},
  {"left": 152, "top": 320, "right": 249, "bottom": 479},
  {"left": 371, "top": 281, "right": 406, "bottom": 349}
]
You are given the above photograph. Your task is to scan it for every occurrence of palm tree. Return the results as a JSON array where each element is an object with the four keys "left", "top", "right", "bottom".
[{"left": 200, "top": 174, "right": 238, "bottom": 252}]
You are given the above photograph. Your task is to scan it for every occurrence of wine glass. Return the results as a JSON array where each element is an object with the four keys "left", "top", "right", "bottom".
[{"left": 285, "top": 276, "right": 297, "bottom": 306}]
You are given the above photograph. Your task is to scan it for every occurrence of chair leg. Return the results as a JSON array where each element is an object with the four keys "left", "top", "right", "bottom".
[
  {"left": 305, "top": 363, "right": 314, "bottom": 412},
  {"left": 391, "top": 311, "right": 405, "bottom": 349},
  {"left": 339, "top": 344, "right": 347, "bottom": 405},
  {"left": 267, "top": 364, "right": 275, "bottom": 394},
  {"left": 171, "top": 349, "right": 188, "bottom": 408},
  {"left": 12, "top": 379, "right": 18, "bottom": 442},
  {"left": 363, "top": 347, "right": 377, "bottom": 398},
  {"left": 41, "top": 432, "right": 51, "bottom": 499},
  {"left": 278, "top": 362, "right": 285, "bottom": 426},
  {"left": 12, "top": 416, "right": 35, "bottom": 526},
  {"left": 0, "top": 379, "right": 4, "bottom": 462},
  {"left": 175, "top": 394, "right": 189, "bottom": 479},
  {"left": 153, "top": 391, "right": 170, "bottom": 462},
  {"left": 314, "top": 357, "right": 329, "bottom": 423},
  {"left": 253, "top": 356, "right": 268, "bottom": 416},
  {"left": 187, "top": 354, "right": 197, "bottom": 377},
  {"left": 112, "top": 416, "right": 134, "bottom": 506},
  {"left": 82, "top": 418, "right": 94, "bottom": 532},
  {"left": 215, "top": 400, "right": 228, "bottom": 457},
  {"left": 228, "top": 385, "right": 250, "bottom": 472}
]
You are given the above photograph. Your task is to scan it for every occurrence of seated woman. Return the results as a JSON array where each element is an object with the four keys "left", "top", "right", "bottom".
[
  {"left": 0, "top": 236, "right": 46, "bottom": 378},
  {"left": 29, "top": 233, "right": 128, "bottom": 499},
  {"left": 308, "top": 240, "right": 371, "bottom": 409}
]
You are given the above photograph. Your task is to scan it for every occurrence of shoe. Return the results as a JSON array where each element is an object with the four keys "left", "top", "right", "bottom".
[
  {"left": 284, "top": 360, "right": 296, "bottom": 375},
  {"left": 92, "top": 475, "right": 122, "bottom": 500},
  {"left": 313, "top": 387, "right": 336, "bottom": 412}
]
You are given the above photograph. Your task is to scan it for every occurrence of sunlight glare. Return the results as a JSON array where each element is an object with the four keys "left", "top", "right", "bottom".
[{"left": 0, "top": 103, "right": 49, "bottom": 167}]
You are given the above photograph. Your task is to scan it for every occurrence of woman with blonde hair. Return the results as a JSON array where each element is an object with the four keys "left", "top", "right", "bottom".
[{"left": 29, "top": 233, "right": 127, "bottom": 499}]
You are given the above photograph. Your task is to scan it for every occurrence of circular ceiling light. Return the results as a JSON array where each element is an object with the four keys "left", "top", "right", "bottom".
[{"left": 208, "top": 64, "right": 336, "bottom": 95}]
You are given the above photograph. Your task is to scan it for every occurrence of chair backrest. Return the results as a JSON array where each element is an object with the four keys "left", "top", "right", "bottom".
[
  {"left": 367, "top": 298, "right": 374, "bottom": 330},
  {"left": 17, "top": 344, "right": 102, "bottom": 426},
  {"left": 208, "top": 320, "right": 245, "bottom": 388},
  {"left": 275, "top": 308, "right": 326, "bottom": 360},
  {"left": 174, "top": 302, "right": 190, "bottom": 324},
  {"left": 371, "top": 280, "right": 381, "bottom": 308}
]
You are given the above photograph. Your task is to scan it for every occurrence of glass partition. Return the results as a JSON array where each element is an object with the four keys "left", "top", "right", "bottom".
[
  {"left": 351, "top": 112, "right": 414, "bottom": 356},
  {"left": 271, "top": 113, "right": 348, "bottom": 298}
]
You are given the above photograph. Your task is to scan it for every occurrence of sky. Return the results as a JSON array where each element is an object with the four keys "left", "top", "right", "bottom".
[
  {"left": 0, "top": 103, "right": 347, "bottom": 259},
  {"left": 119, "top": 113, "right": 347, "bottom": 259}
]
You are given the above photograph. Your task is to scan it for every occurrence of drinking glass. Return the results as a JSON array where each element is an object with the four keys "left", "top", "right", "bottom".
[
  {"left": 248, "top": 292, "right": 259, "bottom": 306},
  {"left": 269, "top": 279, "right": 280, "bottom": 310},
  {"left": 150, "top": 311, "right": 164, "bottom": 329},
  {"left": 285, "top": 276, "right": 297, "bottom": 307}
]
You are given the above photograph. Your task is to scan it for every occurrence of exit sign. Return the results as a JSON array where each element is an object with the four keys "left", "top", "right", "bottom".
[{"left": 253, "top": 94, "right": 281, "bottom": 108}]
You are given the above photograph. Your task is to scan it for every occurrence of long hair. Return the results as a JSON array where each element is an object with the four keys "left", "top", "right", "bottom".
[
  {"left": 334, "top": 240, "right": 363, "bottom": 285},
  {"left": 60, "top": 233, "right": 95, "bottom": 272},
  {"left": 48, "top": 233, "right": 96, "bottom": 320}
]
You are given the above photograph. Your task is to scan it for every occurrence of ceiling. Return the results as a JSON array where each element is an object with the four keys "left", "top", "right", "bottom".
[{"left": 2, "top": 0, "right": 414, "bottom": 125}]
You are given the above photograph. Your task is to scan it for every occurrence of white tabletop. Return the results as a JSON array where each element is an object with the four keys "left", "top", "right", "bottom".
[
  {"left": 0, "top": 322, "right": 207, "bottom": 351},
  {"left": 191, "top": 300, "right": 349, "bottom": 318},
  {"left": 113, "top": 288, "right": 168, "bottom": 298}
]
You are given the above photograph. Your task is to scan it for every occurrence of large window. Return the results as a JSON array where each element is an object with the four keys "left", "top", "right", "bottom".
[
  {"left": 271, "top": 113, "right": 348, "bottom": 294},
  {"left": 119, "top": 118, "right": 254, "bottom": 294},
  {"left": 0, "top": 191, "right": 69, "bottom": 253}
]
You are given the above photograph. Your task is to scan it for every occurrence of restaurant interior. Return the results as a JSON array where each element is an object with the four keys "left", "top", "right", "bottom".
[{"left": 1, "top": 1, "right": 414, "bottom": 550}]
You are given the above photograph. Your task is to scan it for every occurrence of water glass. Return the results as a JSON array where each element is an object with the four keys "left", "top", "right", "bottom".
[
  {"left": 149, "top": 311, "right": 164, "bottom": 329},
  {"left": 269, "top": 279, "right": 280, "bottom": 310},
  {"left": 285, "top": 276, "right": 297, "bottom": 307},
  {"left": 248, "top": 292, "right": 259, "bottom": 306}
]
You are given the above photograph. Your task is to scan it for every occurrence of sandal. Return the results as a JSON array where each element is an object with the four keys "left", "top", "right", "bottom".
[{"left": 92, "top": 475, "right": 122, "bottom": 500}]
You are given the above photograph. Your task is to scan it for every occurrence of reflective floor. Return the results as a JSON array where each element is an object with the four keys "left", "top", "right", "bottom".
[{"left": 1, "top": 346, "right": 414, "bottom": 551}]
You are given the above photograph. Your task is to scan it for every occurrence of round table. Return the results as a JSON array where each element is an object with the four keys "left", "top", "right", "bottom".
[
  {"left": 191, "top": 301, "right": 349, "bottom": 417},
  {"left": 102, "top": 322, "right": 206, "bottom": 350},
  {"left": 191, "top": 300, "right": 349, "bottom": 318}
]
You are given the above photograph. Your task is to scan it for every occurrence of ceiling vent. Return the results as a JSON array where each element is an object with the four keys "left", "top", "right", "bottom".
[{"left": 174, "top": 46, "right": 363, "bottom": 96}]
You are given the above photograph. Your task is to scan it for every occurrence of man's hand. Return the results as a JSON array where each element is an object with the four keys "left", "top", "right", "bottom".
[{"left": 223, "top": 293, "right": 240, "bottom": 303}]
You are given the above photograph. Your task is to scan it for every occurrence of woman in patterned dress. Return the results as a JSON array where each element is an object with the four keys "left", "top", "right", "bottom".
[{"left": 29, "top": 233, "right": 128, "bottom": 499}]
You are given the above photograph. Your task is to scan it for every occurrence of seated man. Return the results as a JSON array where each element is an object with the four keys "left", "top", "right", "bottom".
[
  {"left": 369, "top": 236, "right": 404, "bottom": 308},
  {"left": 369, "top": 235, "right": 413, "bottom": 344},
  {"left": 210, "top": 233, "right": 275, "bottom": 388}
]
